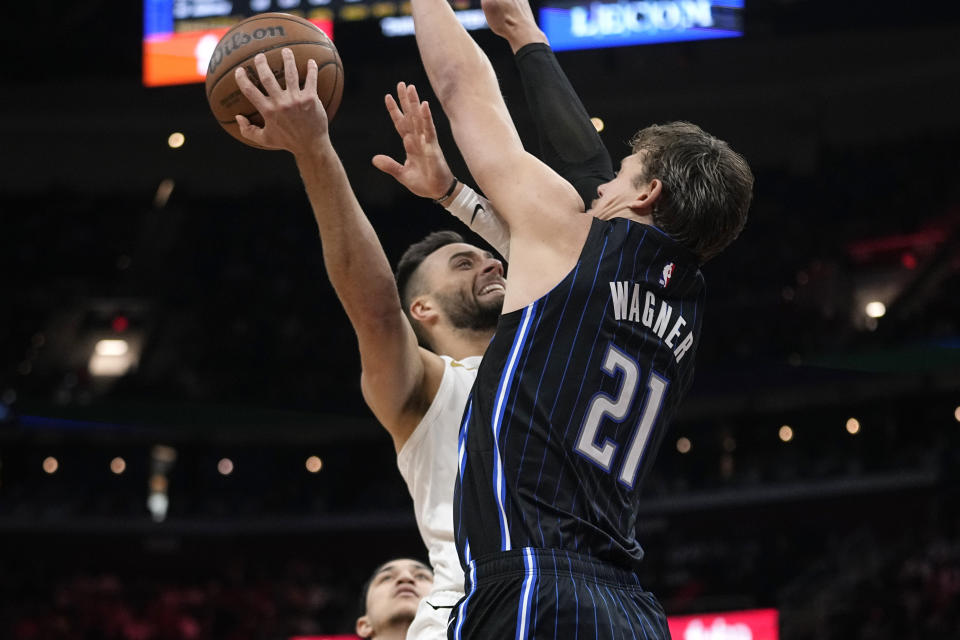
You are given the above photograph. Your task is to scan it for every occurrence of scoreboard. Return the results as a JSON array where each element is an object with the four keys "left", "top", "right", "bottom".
[
  {"left": 143, "top": 0, "right": 744, "bottom": 86},
  {"left": 142, "top": 0, "right": 479, "bottom": 86}
]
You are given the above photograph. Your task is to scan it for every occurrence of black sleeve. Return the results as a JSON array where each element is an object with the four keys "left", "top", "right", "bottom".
[{"left": 514, "top": 43, "right": 615, "bottom": 210}]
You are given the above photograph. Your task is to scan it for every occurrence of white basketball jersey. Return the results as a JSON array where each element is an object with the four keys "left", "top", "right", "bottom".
[{"left": 396, "top": 355, "right": 480, "bottom": 639}]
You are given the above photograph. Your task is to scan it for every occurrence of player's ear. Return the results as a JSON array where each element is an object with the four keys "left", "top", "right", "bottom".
[
  {"left": 356, "top": 615, "right": 373, "bottom": 638},
  {"left": 630, "top": 178, "right": 661, "bottom": 215},
  {"left": 410, "top": 296, "right": 439, "bottom": 325}
]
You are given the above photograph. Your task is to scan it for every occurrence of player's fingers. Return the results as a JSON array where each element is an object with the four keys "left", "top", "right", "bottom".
[
  {"left": 371, "top": 154, "right": 403, "bottom": 178},
  {"left": 235, "top": 67, "right": 270, "bottom": 113},
  {"left": 406, "top": 83, "right": 422, "bottom": 108},
  {"left": 302, "top": 58, "right": 319, "bottom": 99},
  {"left": 281, "top": 48, "right": 300, "bottom": 95},
  {"left": 235, "top": 114, "right": 264, "bottom": 144},
  {"left": 420, "top": 101, "right": 438, "bottom": 143},
  {"left": 396, "top": 81, "right": 415, "bottom": 115},
  {"left": 408, "top": 96, "right": 425, "bottom": 136},
  {"left": 384, "top": 94, "right": 406, "bottom": 133},
  {"left": 253, "top": 53, "right": 283, "bottom": 96}
]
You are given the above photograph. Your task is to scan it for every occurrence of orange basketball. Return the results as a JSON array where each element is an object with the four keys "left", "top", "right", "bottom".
[{"left": 205, "top": 13, "right": 344, "bottom": 149}]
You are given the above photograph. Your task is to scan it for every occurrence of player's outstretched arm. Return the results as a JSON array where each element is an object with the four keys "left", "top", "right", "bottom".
[
  {"left": 408, "top": 0, "right": 583, "bottom": 239},
  {"left": 235, "top": 49, "right": 443, "bottom": 451},
  {"left": 483, "top": 0, "right": 614, "bottom": 210},
  {"left": 372, "top": 81, "right": 510, "bottom": 259}
]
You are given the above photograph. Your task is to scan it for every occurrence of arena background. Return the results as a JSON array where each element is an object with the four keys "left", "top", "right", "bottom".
[{"left": 1, "top": 1, "right": 959, "bottom": 638}]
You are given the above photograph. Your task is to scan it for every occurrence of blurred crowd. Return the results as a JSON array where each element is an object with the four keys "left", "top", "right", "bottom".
[
  {"left": 2, "top": 490, "right": 955, "bottom": 640},
  {"left": 4, "top": 556, "right": 353, "bottom": 640},
  {"left": 783, "top": 498, "right": 960, "bottom": 640}
]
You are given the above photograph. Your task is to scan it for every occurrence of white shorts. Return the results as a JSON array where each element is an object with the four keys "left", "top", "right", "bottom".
[{"left": 406, "top": 589, "right": 464, "bottom": 640}]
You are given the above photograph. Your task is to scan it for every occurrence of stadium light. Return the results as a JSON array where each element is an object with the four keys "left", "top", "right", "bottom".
[
  {"left": 90, "top": 339, "right": 137, "bottom": 377},
  {"left": 154, "top": 178, "right": 175, "bottom": 208},
  {"left": 148, "top": 446, "right": 175, "bottom": 522},
  {"left": 43, "top": 456, "right": 59, "bottom": 474},
  {"left": 306, "top": 456, "right": 323, "bottom": 473},
  {"left": 147, "top": 492, "right": 169, "bottom": 522},
  {"left": 111, "top": 457, "right": 127, "bottom": 474},
  {"left": 865, "top": 301, "right": 886, "bottom": 318},
  {"left": 95, "top": 339, "right": 128, "bottom": 356}
]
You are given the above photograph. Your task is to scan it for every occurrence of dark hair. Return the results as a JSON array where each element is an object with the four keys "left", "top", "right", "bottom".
[
  {"left": 357, "top": 570, "right": 377, "bottom": 619},
  {"left": 395, "top": 231, "right": 465, "bottom": 347},
  {"left": 630, "top": 122, "right": 753, "bottom": 263},
  {"left": 356, "top": 558, "right": 432, "bottom": 619}
]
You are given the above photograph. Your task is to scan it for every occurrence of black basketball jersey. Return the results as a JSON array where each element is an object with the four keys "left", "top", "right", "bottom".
[{"left": 454, "top": 216, "right": 705, "bottom": 571}]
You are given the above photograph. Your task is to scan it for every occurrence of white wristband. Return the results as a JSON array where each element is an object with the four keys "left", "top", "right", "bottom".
[{"left": 444, "top": 184, "right": 510, "bottom": 259}]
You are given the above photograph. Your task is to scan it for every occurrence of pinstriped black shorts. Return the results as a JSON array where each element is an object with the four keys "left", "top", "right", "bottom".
[{"left": 447, "top": 548, "right": 671, "bottom": 640}]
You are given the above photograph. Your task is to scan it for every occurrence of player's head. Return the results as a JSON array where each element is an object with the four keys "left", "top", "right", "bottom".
[
  {"left": 395, "top": 231, "right": 505, "bottom": 350},
  {"left": 355, "top": 558, "right": 434, "bottom": 638},
  {"left": 591, "top": 121, "right": 753, "bottom": 263}
]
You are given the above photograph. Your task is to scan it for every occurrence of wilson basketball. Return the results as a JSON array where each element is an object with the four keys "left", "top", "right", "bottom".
[{"left": 205, "top": 13, "right": 344, "bottom": 149}]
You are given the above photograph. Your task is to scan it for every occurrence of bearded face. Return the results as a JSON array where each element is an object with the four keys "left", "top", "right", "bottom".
[{"left": 434, "top": 284, "right": 503, "bottom": 333}]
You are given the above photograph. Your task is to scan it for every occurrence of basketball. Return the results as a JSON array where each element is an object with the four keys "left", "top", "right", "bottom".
[{"left": 205, "top": 13, "right": 344, "bottom": 149}]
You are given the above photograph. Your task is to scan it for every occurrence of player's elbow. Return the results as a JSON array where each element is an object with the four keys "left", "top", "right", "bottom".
[
  {"left": 431, "top": 68, "right": 466, "bottom": 107},
  {"left": 351, "top": 304, "right": 408, "bottom": 343},
  {"left": 430, "top": 49, "right": 491, "bottom": 106}
]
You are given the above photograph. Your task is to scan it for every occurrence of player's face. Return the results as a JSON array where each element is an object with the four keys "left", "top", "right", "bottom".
[
  {"left": 424, "top": 243, "right": 505, "bottom": 331},
  {"left": 358, "top": 559, "right": 433, "bottom": 637},
  {"left": 589, "top": 153, "right": 651, "bottom": 219}
]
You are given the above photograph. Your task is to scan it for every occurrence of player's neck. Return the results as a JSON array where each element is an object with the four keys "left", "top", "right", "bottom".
[
  {"left": 595, "top": 209, "right": 654, "bottom": 225},
  {"left": 376, "top": 622, "right": 412, "bottom": 640},
  {"left": 432, "top": 327, "right": 494, "bottom": 361},
  {"left": 588, "top": 194, "right": 654, "bottom": 225}
]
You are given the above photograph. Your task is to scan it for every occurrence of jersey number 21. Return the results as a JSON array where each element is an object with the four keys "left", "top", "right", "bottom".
[{"left": 574, "top": 344, "right": 669, "bottom": 488}]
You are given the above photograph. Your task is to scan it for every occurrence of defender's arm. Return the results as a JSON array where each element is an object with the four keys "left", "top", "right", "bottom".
[{"left": 235, "top": 50, "right": 444, "bottom": 451}]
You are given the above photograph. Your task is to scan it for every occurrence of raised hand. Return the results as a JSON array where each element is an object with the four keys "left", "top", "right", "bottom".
[
  {"left": 480, "top": 0, "right": 547, "bottom": 52},
  {"left": 234, "top": 48, "right": 328, "bottom": 155},
  {"left": 372, "top": 82, "right": 456, "bottom": 200}
]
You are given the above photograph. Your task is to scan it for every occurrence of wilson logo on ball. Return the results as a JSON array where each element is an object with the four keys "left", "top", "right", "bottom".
[{"left": 208, "top": 26, "right": 288, "bottom": 75}]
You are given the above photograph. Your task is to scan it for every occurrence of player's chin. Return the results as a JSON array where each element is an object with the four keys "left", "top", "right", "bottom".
[
  {"left": 388, "top": 598, "right": 421, "bottom": 621},
  {"left": 477, "top": 293, "right": 505, "bottom": 311}
]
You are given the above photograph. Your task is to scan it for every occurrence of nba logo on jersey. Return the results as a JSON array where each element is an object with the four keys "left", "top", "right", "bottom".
[{"left": 659, "top": 262, "right": 675, "bottom": 288}]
